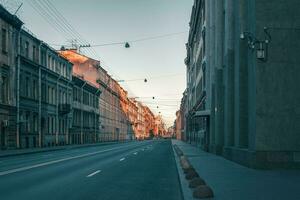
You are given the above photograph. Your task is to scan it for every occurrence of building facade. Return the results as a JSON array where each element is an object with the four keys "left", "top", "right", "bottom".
[
  {"left": 19, "top": 30, "right": 73, "bottom": 148},
  {"left": 143, "top": 105, "right": 155, "bottom": 138},
  {"left": 0, "top": 5, "right": 162, "bottom": 150},
  {"left": 185, "top": 0, "right": 300, "bottom": 168},
  {"left": 59, "top": 49, "right": 137, "bottom": 142},
  {"left": 0, "top": 5, "right": 74, "bottom": 149},
  {"left": 135, "top": 101, "right": 145, "bottom": 139},
  {"left": 71, "top": 75, "right": 100, "bottom": 144},
  {"left": 175, "top": 111, "right": 182, "bottom": 140},
  {"left": 0, "top": 5, "right": 22, "bottom": 149},
  {"left": 127, "top": 98, "right": 138, "bottom": 139}
]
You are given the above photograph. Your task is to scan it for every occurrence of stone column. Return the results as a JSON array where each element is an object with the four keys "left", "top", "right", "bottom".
[
  {"left": 208, "top": 0, "right": 216, "bottom": 150},
  {"left": 238, "top": 0, "right": 249, "bottom": 149},
  {"left": 224, "top": 0, "right": 235, "bottom": 147},
  {"left": 214, "top": 0, "right": 225, "bottom": 154}
]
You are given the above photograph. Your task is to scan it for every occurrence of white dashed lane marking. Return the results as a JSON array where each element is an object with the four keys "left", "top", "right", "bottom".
[
  {"left": 86, "top": 170, "right": 101, "bottom": 178},
  {"left": 119, "top": 158, "right": 125, "bottom": 162},
  {"left": 0, "top": 144, "right": 143, "bottom": 177}
]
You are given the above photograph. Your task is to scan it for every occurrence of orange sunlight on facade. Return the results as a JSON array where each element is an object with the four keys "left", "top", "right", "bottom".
[{"left": 58, "top": 49, "right": 163, "bottom": 140}]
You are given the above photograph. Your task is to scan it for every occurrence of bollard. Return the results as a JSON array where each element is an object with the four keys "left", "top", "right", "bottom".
[
  {"left": 180, "top": 156, "right": 191, "bottom": 169},
  {"left": 183, "top": 167, "right": 195, "bottom": 174},
  {"left": 188, "top": 177, "right": 206, "bottom": 188},
  {"left": 193, "top": 185, "right": 214, "bottom": 199},
  {"left": 185, "top": 170, "right": 199, "bottom": 180}
]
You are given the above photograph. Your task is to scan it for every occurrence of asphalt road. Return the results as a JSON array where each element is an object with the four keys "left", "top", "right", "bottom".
[{"left": 0, "top": 140, "right": 183, "bottom": 200}]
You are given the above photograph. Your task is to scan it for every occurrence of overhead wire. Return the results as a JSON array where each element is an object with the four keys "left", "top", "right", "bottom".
[
  {"left": 37, "top": 0, "right": 97, "bottom": 58},
  {"left": 91, "top": 31, "right": 188, "bottom": 47},
  {"left": 27, "top": 1, "right": 182, "bottom": 123}
]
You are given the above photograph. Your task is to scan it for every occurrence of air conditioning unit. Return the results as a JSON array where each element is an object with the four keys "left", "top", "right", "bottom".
[{"left": 2, "top": 120, "right": 9, "bottom": 127}]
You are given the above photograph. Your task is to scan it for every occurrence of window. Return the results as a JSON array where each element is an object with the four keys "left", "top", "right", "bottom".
[
  {"left": 1, "top": 76, "right": 8, "bottom": 104},
  {"left": 64, "top": 65, "right": 67, "bottom": 77},
  {"left": 52, "top": 117, "right": 55, "bottom": 134},
  {"left": 42, "top": 83, "right": 46, "bottom": 101},
  {"left": 73, "top": 87, "right": 76, "bottom": 101},
  {"left": 52, "top": 58, "right": 55, "bottom": 71},
  {"left": 48, "top": 86, "right": 51, "bottom": 104},
  {"left": 41, "top": 51, "right": 46, "bottom": 66},
  {"left": 20, "top": 37, "right": 23, "bottom": 54},
  {"left": 33, "top": 79, "right": 37, "bottom": 99},
  {"left": 2, "top": 28, "right": 7, "bottom": 53},
  {"left": 48, "top": 55, "right": 51, "bottom": 68},
  {"left": 25, "top": 42, "right": 29, "bottom": 58},
  {"left": 48, "top": 117, "right": 51, "bottom": 134},
  {"left": 25, "top": 77, "right": 30, "bottom": 97},
  {"left": 33, "top": 114, "right": 38, "bottom": 132},
  {"left": 33, "top": 45, "right": 36, "bottom": 61},
  {"left": 63, "top": 92, "right": 66, "bottom": 103},
  {"left": 52, "top": 87, "right": 56, "bottom": 104},
  {"left": 26, "top": 112, "right": 30, "bottom": 133}
]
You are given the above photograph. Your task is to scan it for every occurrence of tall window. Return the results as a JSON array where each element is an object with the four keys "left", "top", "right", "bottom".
[
  {"left": 53, "top": 88, "right": 56, "bottom": 104},
  {"left": 33, "top": 114, "right": 38, "bottom": 132},
  {"left": 25, "top": 77, "right": 30, "bottom": 97},
  {"left": 48, "top": 117, "right": 51, "bottom": 134},
  {"left": 42, "top": 83, "right": 46, "bottom": 101},
  {"left": 32, "top": 79, "right": 37, "bottom": 99},
  {"left": 52, "top": 58, "right": 55, "bottom": 71},
  {"left": 48, "top": 55, "right": 51, "bottom": 68},
  {"left": 20, "top": 37, "right": 23, "bottom": 54},
  {"left": 25, "top": 41, "right": 29, "bottom": 58},
  {"left": 41, "top": 51, "right": 46, "bottom": 66},
  {"left": 2, "top": 28, "right": 7, "bottom": 53},
  {"left": 48, "top": 86, "right": 51, "bottom": 104},
  {"left": 1, "top": 76, "right": 8, "bottom": 104},
  {"left": 32, "top": 45, "right": 36, "bottom": 61},
  {"left": 26, "top": 112, "right": 30, "bottom": 133}
]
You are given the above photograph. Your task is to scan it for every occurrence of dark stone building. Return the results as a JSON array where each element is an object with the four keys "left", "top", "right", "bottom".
[
  {"left": 185, "top": 0, "right": 300, "bottom": 168},
  {"left": 18, "top": 29, "right": 73, "bottom": 148},
  {"left": 0, "top": 5, "right": 23, "bottom": 149}
]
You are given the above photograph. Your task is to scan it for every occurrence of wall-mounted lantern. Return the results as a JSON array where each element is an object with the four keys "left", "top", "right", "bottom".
[
  {"left": 240, "top": 27, "right": 271, "bottom": 62},
  {"left": 125, "top": 42, "right": 130, "bottom": 48}
]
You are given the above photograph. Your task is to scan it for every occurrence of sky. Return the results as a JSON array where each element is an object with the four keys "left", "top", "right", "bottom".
[{"left": 3, "top": 0, "right": 193, "bottom": 127}]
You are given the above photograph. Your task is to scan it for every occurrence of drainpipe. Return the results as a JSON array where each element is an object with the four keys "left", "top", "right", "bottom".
[
  {"left": 80, "top": 81, "right": 87, "bottom": 144},
  {"left": 56, "top": 75, "right": 62, "bottom": 145},
  {"left": 16, "top": 28, "right": 21, "bottom": 149},
  {"left": 38, "top": 42, "right": 42, "bottom": 147}
]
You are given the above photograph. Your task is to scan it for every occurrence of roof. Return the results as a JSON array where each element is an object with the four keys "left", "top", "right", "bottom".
[{"left": 0, "top": 4, "right": 23, "bottom": 28}]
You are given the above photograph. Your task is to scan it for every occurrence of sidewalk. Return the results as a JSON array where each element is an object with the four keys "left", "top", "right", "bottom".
[
  {"left": 0, "top": 141, "right": 129, "bottom": 158},
  {"left": 172, "top": 140, "right": 300, "bottom": 200}
]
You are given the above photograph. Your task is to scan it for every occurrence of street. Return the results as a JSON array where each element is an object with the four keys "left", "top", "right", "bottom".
[{"left": 0, "top": 140, "right": 182, "bottom": 200}]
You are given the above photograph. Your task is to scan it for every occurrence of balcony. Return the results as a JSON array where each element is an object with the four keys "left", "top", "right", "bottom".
[{"left": 58, "top": 103, "right": 71, "bottom": 114}]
